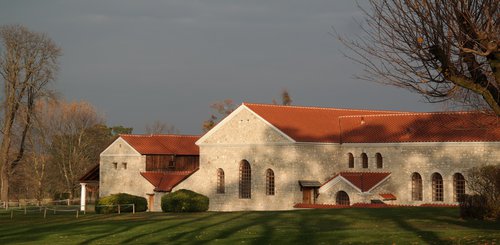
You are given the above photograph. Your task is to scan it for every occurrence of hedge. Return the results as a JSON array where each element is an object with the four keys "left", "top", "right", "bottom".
[
  {"left": 95, "top": 193, "right": 148, "bottom": 214},
  {"left": 161, "top": 189, "right": 209, "bottom": 212}
]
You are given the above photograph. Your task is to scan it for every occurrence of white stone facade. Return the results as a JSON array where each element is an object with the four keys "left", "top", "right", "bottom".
[
  {"left": 99, "top": 105, "right": 500, "bottom": 212},
  {"left": 177, "top": 106, "right": 500, "bottom": 211}
]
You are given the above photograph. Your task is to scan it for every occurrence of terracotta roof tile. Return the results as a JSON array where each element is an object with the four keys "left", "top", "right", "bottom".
[
  {"left": 140, "top": 170, "right": 198, "bottom": 192},
  {"left": 243, "top": 103, "right": 500, "bottom": 143},
  {"left": 322, "top": 172, "right": 391, "bottom": 192},
  {"left": 339, "top": 172, "right": 391, "bottom": 192},
  {"left": 244, "top": 103, "right": 405, "bottom": 143},
  {"left": 120, "top": 134, "right": 200, "bottom": 155},
  {"left": 379, "top": 193, "right": 397, "bottom": 200},
  {"left": 339, "top": 112, "right": 500, "bottom": 143}
]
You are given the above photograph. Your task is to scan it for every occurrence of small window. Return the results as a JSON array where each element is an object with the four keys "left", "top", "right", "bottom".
[
  {"left": 336, "top": 191, "right": 350, "bottom": 205},
  {"left": 361, "top": 153, "right": 368, "bottom": 168},
  {"left": 266, "top": 169, "right": 275, "bottom": 196},
  {"left": 453, "top": 173, "right": 465, "bottom": 202},
  {"left": 217, "top": 168, "right": 225, "bottom": 194},
  {"left": 239, "top": 160, "right": 251, "bottom": 199},
  {"left": 375, "top": 153, "right": 383, "bottom": 169},
  {"left": 113, "top": 162, "right": 118, "bottom": 169},
  {"left": 347, "top": 153, "right": 354, "bottom": 168},
  {"left": 122, "top": 162, "right": 127, "bottom": 170},
  {"left": 411, "top": 172, "right": 423, "bottom": 201},
  {"left": 432, "top": 173, "right": 443, "bottom": 202},
  {"left": 168, "top": 160, "right": 175, "bottom": 169}
]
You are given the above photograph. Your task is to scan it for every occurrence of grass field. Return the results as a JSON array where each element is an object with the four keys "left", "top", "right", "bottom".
[{"left": 0, "top": 207, "right": 498, "bottom": 244}]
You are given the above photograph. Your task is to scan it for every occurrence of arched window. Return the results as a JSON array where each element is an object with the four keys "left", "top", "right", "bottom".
[
  {"left": 361, "top": 153, "right": 368, "bottom": 168},
  {"left": 411, "top": 173, "right": 423, "bottom": 201},
  {"left": 266, "top": 169, "right": 275, "bottom": 195},
  {"left": 216, "top": 168, "right": 225, "bottom": 194},
  {"left": 432, "top": 173, "right": 443, "bottom": 202},
  {"left": 239, "top": 160, "right": 251, "bottom": 199},
  {"left": 348, "top": 153, "right": 354, "bottom": 168},
  {"left": 453, "top": 173, "right": 465, "bottom": 202},
  {"left": 336, "top": 191, "right": 350, "bottom": 205},
  {"left": 375, "top": 153, "right": 383, "bottom": 168}
]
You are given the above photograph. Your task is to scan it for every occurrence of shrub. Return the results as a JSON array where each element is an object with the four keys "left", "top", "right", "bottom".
[
  {"left": 95, "top": 193, "right": 147, "bottom": 214},
  {"left": 161, "top": 189, "right": 209, "bottom": 212},
  {"left": 461, "top": 165, "right": 500, "bottom": 220},
  {"left": 459, "top": 194, "right": 490, "bottom": 220}
]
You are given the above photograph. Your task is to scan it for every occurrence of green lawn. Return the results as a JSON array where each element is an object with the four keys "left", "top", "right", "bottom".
[{"left": 0, "top": 207, "right": 498, "bottom": 244}]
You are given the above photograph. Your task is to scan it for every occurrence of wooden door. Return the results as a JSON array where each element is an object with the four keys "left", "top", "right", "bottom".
[
  {"left": 302, "top": 188, "right": 312, "bottom": 204},
  {"left": 147, "top": 194, "right": 154, "bottom": 212}
]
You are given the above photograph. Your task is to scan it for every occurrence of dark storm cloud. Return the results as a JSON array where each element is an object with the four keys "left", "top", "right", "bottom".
[{"left": 0, "top": 0, "right": 441, "bottom": 134}]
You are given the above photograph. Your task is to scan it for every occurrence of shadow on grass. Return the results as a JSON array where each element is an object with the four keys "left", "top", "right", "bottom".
[
  {"left": 1, "top": 208, "right": 498, "bottom": 244},
  {"left": 80, "top": 212, "right": 220, "bottom": 245}
]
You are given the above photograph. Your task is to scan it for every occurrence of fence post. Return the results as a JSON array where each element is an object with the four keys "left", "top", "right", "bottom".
[
  {"left": 10, "top": 210, "right": 13, "bottom": 219},
  {"left": 44, "top": 208, "right": 47, "bottom": 219},
  {"left": 133, "top": 204, "right": 135, "bottom": 214},
  {"left": 24, "top": 206, "right": 27, "bottom": 215},
  {"left": 67, "top": 199, "right": 70, "bottom": 206},
  {"left": 54, "top": 206, "right": 56, "bottom": 214},
  {"left": 76, "top": 210, "right": 79, "bottom": 219},
  {"left": 118, "top": 204, "right": 120, "bottom": 214}
]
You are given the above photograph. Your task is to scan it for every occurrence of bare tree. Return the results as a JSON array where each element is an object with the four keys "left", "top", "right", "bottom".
[
  {"left": 466, "top": 165, "right": 500, "bottom": 219},
  {"left": 0, "top": 25, "right": 61, "bottom": 202},
  {"left": 49, "top": 101, "right": 105, "bottom": 199},
  {"left": 145, "top": 120, "right": 179, "bottom": 134},
  {"left": 339, "top": 0, "right": 499, "bottom": 115},
  {"left": 24, "top": 101, "right": 55, "bottom": 202},
  {"left": 281, "top": 89, "right": 293, "bottom": 106},
  {"left": 202, "top": 99, "right": 237, "bottom": 132}
]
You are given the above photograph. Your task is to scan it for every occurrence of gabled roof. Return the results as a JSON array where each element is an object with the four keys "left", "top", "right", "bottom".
[
  {"left": 320, "top": 172, "right": 391, "bottom": 193},
  {"left": 244, "top": 103, "right": 404, "bottom": 143},
  {"left": 243, "top": 103, "right": 500, "bottom": 143},
  {"left": 120, "top": 134, "right": 200, "bottom": 155},
  {"left": 140, "top": 170, "right": 198, "bottom": 192},
  {"left": 339, "top": 112, "right": 500, "bottom": 143}
]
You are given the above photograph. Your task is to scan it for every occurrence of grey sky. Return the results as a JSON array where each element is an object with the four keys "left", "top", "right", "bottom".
[{"left": 0, "top": 0, "right": 442, "bottom": 134}]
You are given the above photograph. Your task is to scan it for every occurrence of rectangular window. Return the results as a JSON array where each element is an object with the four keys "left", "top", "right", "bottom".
[
  {"left": 122, "top": 162, "right": 127, "bottom": 170},
  {"left": 168, "top": 160, "right": 175, "bottom": 169},
  {"left": 113, "top": 162, "right": 118, "bottom": 169}
]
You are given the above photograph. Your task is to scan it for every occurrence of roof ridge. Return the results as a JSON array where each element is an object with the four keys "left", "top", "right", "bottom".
[
  {"left": 338, "top": 111, "right": 487, "bottom": 119},
  {"left": 340, "top": 171, "right": 391, "bottom": 174},
  {"left": 243, "top": 102, "right": 410, "bottom": 114},
  {"left": 120, "top": 134, "right": 200, "bottom": 138}
]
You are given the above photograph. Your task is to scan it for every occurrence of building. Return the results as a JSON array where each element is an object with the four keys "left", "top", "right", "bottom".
[
  {"left": 87, "top": 103, "right": 500, "bottom": 211},
  {"left": 96, "top": 134, "right": 199, "bottom": 211}
]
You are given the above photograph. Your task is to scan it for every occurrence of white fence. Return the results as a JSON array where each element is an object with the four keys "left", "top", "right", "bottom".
[{"left": 1, "top": 201, "right": 135, "bottom": 219}]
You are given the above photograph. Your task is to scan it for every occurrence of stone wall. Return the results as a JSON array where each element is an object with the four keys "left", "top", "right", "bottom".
[
  {"left": 99, "top": 138, "right": 156, "bottom": 209},
  {"left": 182, "top": 107, "right": 500, "bottom": 211}
]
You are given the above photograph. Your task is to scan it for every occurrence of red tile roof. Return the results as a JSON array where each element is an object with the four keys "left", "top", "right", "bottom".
[
  {"left": 120, "top": 134, "right": 200, "bottom": 155},
  {"left": 339, "top": 112, "right": 500, "bottom": 143},
  {"left": 379, "top": 193, "right": 397, "bottom": 200},
  {"left": 244, "top": 103, "right": 404, "bottom": 143},
  {"left": 243, "top": 103, "right": 500, "bottom": 143},
  {"left": 322, "top": 172, "right": 391, "bottom": 192},
  {"left": 140, "top": 170, "right": 198, "bottom": 192}
]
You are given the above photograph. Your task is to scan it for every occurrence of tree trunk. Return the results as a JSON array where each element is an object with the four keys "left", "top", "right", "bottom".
[{"left": 1, "top": 164, "right": 9, "bottom": 202}]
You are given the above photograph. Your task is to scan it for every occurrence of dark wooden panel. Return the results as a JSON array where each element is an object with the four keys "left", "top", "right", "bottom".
[{"left": 145, "top": 155, "right": 199, "bottom": 172}]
